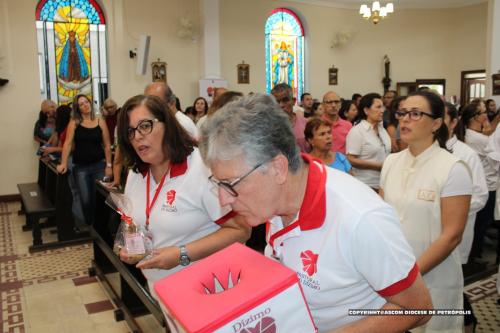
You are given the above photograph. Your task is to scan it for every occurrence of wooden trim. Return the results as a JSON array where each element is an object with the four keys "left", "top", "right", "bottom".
[
  {"left": 416, "top": 79, "right": 446, "bottom": 96},
  {"left": 460, "top": 70, "right": 485, "bottom": 106},
  {"left": 0, "top": 194, "right": 21, "bottom": 203}
]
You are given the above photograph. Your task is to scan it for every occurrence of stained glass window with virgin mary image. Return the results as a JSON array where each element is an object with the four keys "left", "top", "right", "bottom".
[
  {"left": 35, "top": 0, "right": 108, "bottom": 108},
  {"left": 265, "top": 8, "right": 305, "bottom": 99}
]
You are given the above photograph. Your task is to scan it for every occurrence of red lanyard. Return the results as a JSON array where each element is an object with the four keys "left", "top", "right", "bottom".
[{"left": 145, "top": 169, "right": 168, "bottom": 227}]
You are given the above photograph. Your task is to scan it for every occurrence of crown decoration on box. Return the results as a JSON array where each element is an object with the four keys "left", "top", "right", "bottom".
[{"left": 202, "top": 270, "right": 241, "bottom": 294}]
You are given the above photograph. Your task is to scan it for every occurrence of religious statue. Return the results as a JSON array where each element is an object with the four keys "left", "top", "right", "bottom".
[
  {"left": 59, "top": 31, "right": 89, "bottom": 83},
  {"left": 273, "top": 41, "right": 294, "bottom": 86},
  {"left": 382, "top": 54, "right": 392, "bottom": 93}
]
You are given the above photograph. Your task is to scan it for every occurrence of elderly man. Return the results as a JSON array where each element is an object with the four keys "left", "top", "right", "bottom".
[
  {"left": 101, "top": 98, "right": 119, "bottom": 145},
  {"left": 322, "top": 91, "right": 352, "bottom": 154},
  {"left": 199, "top": 93, "right": 432, "bottom": 333},
  {"left": 145, "top": 82, "right": 198, "bottom": 140},
  {"left": 271, "top": 83, "right": 308, "bottom": 152}
]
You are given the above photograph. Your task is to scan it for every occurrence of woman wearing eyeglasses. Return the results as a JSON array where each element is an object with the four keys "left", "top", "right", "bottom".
[
  {"left": 346, "top": 93, "right": 391, "bottom": 190},
  {"left": 456, "top": 99, "right": 499, "bottom": 261},
  {"left": 115, "top": 95, "right": 250, "bottom": 295},
  {"left": 57, "top": 94, "right": 113, "bottom": 227},
  {"left": 380, "top": 91, "right": 472, "bottom": 333}
]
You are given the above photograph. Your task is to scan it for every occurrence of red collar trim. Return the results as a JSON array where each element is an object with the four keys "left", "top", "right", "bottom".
[
  {"left": 170, "top": 159, "right": 188, "bottom": 178},
  {"left": 297, "top": 153, "right": 327, "bottom": 231},
  {"left": 140, "top": 158, "right": 188, "bottom": 178},
  {"left": 268, "top": 154, "right": 327, "bottom": 252}
]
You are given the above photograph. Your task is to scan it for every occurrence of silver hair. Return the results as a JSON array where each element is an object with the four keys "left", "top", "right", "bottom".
[{"left": 199, "top": 93, "right": 302, "bottom": 172}]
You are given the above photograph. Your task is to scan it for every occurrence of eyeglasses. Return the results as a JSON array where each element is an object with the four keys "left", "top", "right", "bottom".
[
  {"left": 395, "top": 109, "right": 437, "bottom": 121},
  {"left": 209, "top": 161, "right": 265, "bottom": 197},
  {"left": 323, "top": 99, "right": 341, "bottom": 105},
  {"left": 127, "top": 118, "right": 159, "bottom": 140}
]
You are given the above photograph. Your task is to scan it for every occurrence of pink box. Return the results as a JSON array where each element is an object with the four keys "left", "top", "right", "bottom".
[{"left": 154, "top": 243, "right": 316, "bottom": 333}]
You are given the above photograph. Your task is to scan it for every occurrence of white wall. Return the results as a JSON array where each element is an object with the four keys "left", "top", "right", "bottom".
[
  {"left": 220, "top": 0, "right": 487, "bottom": 100},
  {"left": 0, "top": 0, "right": 202, "bottom": 195},
  {"left": 0, "top": 0, "right": 488, "bottom": 195}
]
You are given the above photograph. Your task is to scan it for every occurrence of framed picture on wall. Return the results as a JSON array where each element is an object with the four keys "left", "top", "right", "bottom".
[
  {"left": 237, "top": 62, "right": 250, "bottom": 84},
  {"left": 151, "top": 59, "right": 167, "bottom": 83},
  {"left": 492, "top": 74, "right": 500, "bottom": 95},
  {"left": 328, "top": 66, "right": 338, "bottom": 85}
]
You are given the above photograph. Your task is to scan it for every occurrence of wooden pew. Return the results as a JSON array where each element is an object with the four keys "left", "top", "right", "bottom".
[
  {"left": 90, "top": 182, "right": 167, "bottom": 333},
  {"left": 18, "top": 157, "right": 92, "bottom": 252}
]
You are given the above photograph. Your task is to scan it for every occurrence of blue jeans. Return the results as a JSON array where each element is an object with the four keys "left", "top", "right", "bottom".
[
  {"left": 73, "top": 160, "right": 105, "bottom": 225},
  {"left": 67, "top": 156, "right": 85, "bottom": 227}
]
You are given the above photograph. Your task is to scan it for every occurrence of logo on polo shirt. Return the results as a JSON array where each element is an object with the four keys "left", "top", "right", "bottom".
[
  {"left": 300, "top": 250, "right": 319, "bottom": 277},
  {"left": 161, "top": 189, "right": 177, "bottom": 212},
  {"left": 166, "top": 189, "right": 176, "bottom": 205}
]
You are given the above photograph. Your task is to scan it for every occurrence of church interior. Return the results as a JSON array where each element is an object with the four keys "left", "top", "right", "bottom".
[{"left": 0, "top": 0, "right": 500, "bottom": 332}]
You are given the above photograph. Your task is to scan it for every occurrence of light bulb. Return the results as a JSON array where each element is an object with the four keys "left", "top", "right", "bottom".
[
  {"left": 359, "top": 4, "right": 368, "bottom": 15},
  {"left": 386, "top": 3, "right": 394, "bottom": 13},
  {"left": 372, "top": 1, "right": 381, "bottom": 12}
]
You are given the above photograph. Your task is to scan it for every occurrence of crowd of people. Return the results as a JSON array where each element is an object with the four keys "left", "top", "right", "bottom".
[{"left": 33, "top": 82, "right": 500, "bottom": 332}]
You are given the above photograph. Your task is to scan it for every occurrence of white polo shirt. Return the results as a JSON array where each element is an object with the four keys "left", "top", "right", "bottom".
[
  {"left": 465, "top": 128, "right": 499, "bottom": 191},
  {"left": 176, "top": 111, "right": 199, "bottom": 140},
  {"left": 346, "top": 120, "right": 391, "bottom": 188},
  {"left": 447, "top": 136, "right": 488, "bottom": 264},
  {"left": 265, "top": 154, "right": 418, "bottom": 332},
  {"left": 124, "top": 148, "right": 231, "bottom": 286}
]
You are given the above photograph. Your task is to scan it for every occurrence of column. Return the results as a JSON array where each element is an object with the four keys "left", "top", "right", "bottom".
[
  {"left": 201, "top": 0, "right": 222, "bottom": 79},
  {"left": 486, "top": 0, "right": 500, "bottom": 104}
]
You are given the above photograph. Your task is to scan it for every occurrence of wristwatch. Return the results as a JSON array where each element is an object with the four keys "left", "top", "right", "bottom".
[{"left": 179, "top": 245, "right": 191, "bottom": 266}]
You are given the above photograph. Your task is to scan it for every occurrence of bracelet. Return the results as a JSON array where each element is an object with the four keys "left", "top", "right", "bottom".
[{"left": 106, "top": 163, "right": 112, "bottom": 168}]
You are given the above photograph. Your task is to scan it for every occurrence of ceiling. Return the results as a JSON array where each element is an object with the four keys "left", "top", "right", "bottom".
[{"left": 285, "top": 0, "right": 487, "bottom": 9}]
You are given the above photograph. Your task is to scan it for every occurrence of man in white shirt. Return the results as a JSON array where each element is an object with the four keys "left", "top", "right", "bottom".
[
  {"left": 199, "top": 93, "right": 432, "bottom": 333},
  {"left": 145, "top": 82, "right": 199, "bottom": 140}
]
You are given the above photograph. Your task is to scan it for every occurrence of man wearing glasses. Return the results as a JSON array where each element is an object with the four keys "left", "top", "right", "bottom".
[
  {"left": 322, "top": 91, "right": 352, "bottom": 154},
  {"left": 199, "top": 93, "right": 432, "bottom": 333}
]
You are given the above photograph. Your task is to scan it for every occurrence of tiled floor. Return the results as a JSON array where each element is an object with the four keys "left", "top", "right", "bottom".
[
  {"left": 1, "top": 200, "right": 499, "bottom": 333},
  {"left": 0, "top": 202, "right": 134, "bottom": 333}
]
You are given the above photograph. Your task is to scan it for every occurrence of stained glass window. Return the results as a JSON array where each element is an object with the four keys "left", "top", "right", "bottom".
[
  {"left": 265, "top": 8, "right": 305, "bottom": 99},
  {"left": 35, "top": 0, "right": 107, "bottom": 109}
]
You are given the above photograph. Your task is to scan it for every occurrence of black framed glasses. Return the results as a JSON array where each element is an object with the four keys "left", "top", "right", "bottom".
[
  {"left": 395, "top": 109, "right": 437, "bottom": 121},
  {"left": 127, "top": 118, "right": 159, "bottom": 140},
  {"left": 209, "top": 162, "right": 265, "bottom": 197}
]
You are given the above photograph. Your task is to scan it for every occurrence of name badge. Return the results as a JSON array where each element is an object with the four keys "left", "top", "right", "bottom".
[{"left": 417, "top": 189, "right": 436, "bottom": 201}]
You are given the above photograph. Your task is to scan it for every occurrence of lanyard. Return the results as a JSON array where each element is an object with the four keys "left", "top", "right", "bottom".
[{"left": 145, "top": 169, "right": 168, "bottom": 227}]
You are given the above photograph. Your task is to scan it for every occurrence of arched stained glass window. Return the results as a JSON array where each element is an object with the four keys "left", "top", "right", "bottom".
[
  {"left": 265, "top": 8, "right": 304, "bottom": 98},
  {"left": 35, "top": 0, "right": 108, "bottom": 108}
]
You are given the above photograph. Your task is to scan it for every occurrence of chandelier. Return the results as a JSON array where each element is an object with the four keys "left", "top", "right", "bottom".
[{"left": 359, "top": 2, "right": 394, "bottom": 24}]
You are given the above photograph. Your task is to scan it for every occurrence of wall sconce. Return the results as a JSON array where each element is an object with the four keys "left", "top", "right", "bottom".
[
  {"left": 0, "top": 78, "right": 8, "bottom": 86},
  {"left": 129, "top": 49, "right": 137, "bottom": 58}
]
